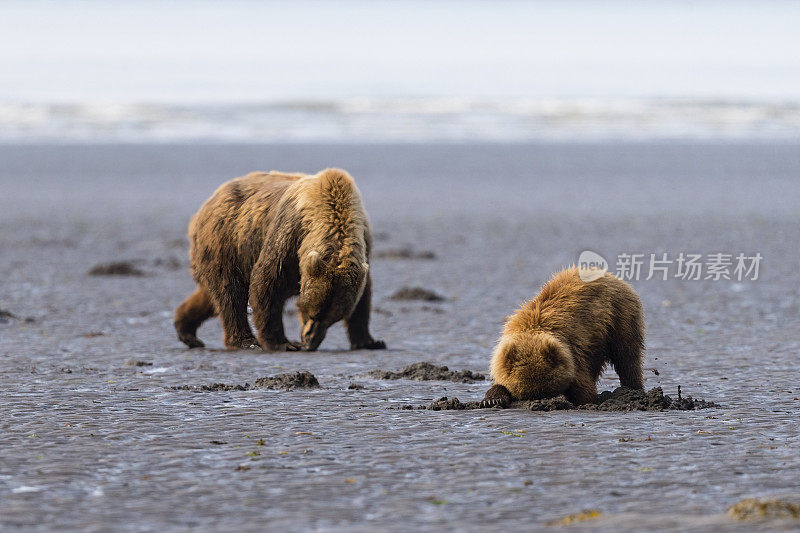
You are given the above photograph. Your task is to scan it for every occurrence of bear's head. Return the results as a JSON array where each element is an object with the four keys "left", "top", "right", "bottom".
[
  {"left": 489, "top": 332, "right": 575, "bottom": 401},
  {"left": 296, "top": 250, "right": 368, "bottom": 351}
]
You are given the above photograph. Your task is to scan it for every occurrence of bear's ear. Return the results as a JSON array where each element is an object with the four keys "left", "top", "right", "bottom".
[{"left": 305, "top": 251, "right": 326, "bottom": 277}]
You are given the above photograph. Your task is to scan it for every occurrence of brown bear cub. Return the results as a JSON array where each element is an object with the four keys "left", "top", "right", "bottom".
[
  {"left": 174, "top": 168, "right": 386, "bottom": 352},
  {"left": 482, "top": 267, "right": 644, "bottom": 407}
]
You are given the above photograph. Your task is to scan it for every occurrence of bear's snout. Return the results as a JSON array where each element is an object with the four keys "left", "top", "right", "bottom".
[{"left": 301, "top": 320, "right": 327, "bottom": 351}]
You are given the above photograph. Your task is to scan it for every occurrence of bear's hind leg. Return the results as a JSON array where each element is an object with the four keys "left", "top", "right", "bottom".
[
  {"left": 609, "top": 316, "right": 645, "bottom": 390},
  {"left": 611, "top": 344, "right": 644, "bottom": 390},
  {"left": 564, "top": 373, "right": 598, "bottom": 406},
  {"left": 174, "top": 287, "right": 216, "bottom": 348},
  {"left": 249, "top": 259, "right": 301, "bottom": 352}
]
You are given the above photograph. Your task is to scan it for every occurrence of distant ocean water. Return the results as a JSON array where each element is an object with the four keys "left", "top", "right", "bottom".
[
  {"left": 3, "top": 2, "right": 799, "bottom": 143},
  {"left": 2, "top": 98, "right": 799, "bottom": 143}
]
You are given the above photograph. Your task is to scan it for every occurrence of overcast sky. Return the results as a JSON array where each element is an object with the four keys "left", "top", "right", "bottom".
[{"left": 1, "top": 0, "right": 799, "bottom": 102}]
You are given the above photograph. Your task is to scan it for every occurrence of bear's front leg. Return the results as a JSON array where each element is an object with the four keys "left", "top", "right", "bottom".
[
  {"left": 250, "top": 252, "right": 304, "bottom": 352},
  {"left": 480, "top": 384, "right": 513, "bottom": 408},
  {"left": 564, "top": 374, "right": 598, "bottom": 406},
  {"left": 252, "top": 300, "right": 302, "bottom": 352},
  {"left": 345, "top": 273, "right": 386, "bottom": 350},
  {"left": 213, "top": 278, "right": 259, "bottom": 351}
]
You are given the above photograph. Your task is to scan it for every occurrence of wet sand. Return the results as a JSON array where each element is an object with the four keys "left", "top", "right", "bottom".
[{"left": 1, "top": 143, "right": 799, "bottom": 530}]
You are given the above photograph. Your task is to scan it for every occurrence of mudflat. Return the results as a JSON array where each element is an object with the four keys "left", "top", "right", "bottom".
[{"left": 1, "top": 143, "right": 798, "bottom": 530}]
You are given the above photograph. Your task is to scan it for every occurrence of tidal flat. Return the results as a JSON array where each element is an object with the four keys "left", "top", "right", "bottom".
[{"left": 1, "top": 143, "right": 798, "bottom": 531}]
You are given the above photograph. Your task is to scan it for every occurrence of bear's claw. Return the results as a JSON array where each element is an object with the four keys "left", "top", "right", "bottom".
[
  {"left": 266, "top": 340, "right": 303, "bottom": 352},
  {"left": 350, "top": 339, "right": 387, "bottom": 350},
  {"left": 480, "top": 384, "right": 513, "bottom": 408},
  {"left": 180, "top": 335, "right": 206, "bottom": 349},
  {"left": 227, "top": 337, "right": 262, "bottom": 351}
]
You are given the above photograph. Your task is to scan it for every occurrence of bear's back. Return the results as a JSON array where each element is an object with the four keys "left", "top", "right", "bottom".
[
  {"left": 228, "top": 171, "right": 307, "bottom": 209},
  {"left": 189, "top": 171, "right": 311, "bottom": 270},
  {"left": 508, "top": 268, "right": 638, "bottom": 339},
  {"left": 195, "top": 171, "right": 307, "bottom": 224}
]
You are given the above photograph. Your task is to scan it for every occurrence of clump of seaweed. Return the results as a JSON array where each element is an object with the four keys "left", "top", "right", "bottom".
[
  {"left": 546, "top": 509, "right": 603, "bottom": 526},
  {"left": 727, "top": 498, "right": 800, "bottom": 521}
]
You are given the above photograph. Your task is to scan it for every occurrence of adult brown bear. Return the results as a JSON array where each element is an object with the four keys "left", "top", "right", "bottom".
[
  {"left": 174, "top": 168, "right": 386, "bottom": 352},
  {"left": 482, "top": 267, "right": 644, "bottom": 407}
]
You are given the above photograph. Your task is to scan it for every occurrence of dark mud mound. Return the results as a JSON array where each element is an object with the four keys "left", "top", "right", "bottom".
[
  {"left": 0, "top": 310, "right": 17, "bottom": 324},
  {"left": 516, "top": 386, "right": 719, "bottom": 412},
  {"left": 253, "top": 371, "right": 320, "bottom": 390},
  {"left": 173, "top": 383, "right": 250, "bottom": 392},
  {"left": 583, "top": 386, "right": 720, "bottom": 411},
  {"left": 398, "top": 395, "right": 571, "bottom": 411},
  {"left": 88, "top": 261, "right": 145, "bottom": 276},
  {"left": 172, "top": 371, "right": 320, "bottom": 392},
  {"left": 125, "top": 359, "right": 153, "bottom": 367},
  {"left": 369, "top": 362, "right": 485, "bottom": 383},
  {"left": 152, "top": 255, "right": 184, "bottom": 270},
  {"left": 512, "top": 397, "right": 576, "bottom": 411},
  {"left": 426, "top": 397, "right": 481, "bottom": 410},
  {"left": 399, "top": 386, "right": 719, "bottom": 411},
  {"left": 0, "top": 310, "right": 35, "bottom": 325},
  {"left": 373, "top": 248, "right": 436, "bottom": 260},
  {"left": 389, "top": 287, "right": 445, "bottom": 301}
]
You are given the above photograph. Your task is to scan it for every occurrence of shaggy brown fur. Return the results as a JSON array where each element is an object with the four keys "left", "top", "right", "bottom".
[
  {"left": 174, "top": 168, "right": 386, "bottom": 352},
  {"left": 482, "top": 267, "right": 644, "bottom": 407}
]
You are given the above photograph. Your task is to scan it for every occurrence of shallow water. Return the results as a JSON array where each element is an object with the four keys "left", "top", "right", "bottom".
[{"left": 1, "top": 143, "right": 799, "bottom": 531}]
